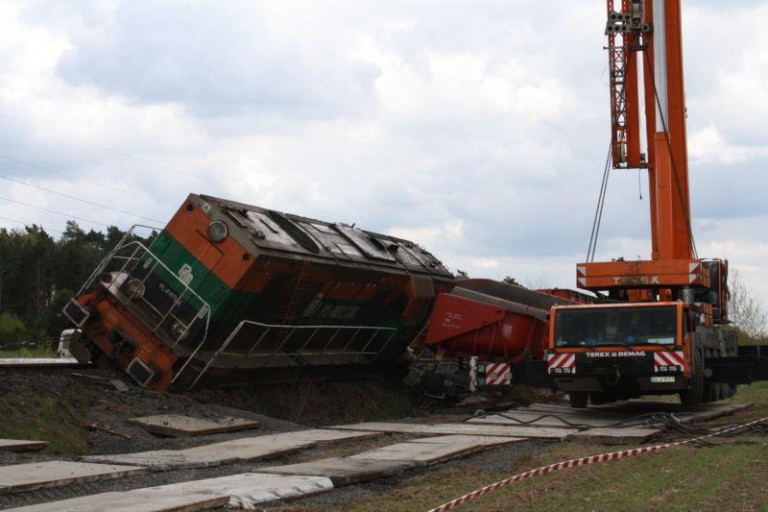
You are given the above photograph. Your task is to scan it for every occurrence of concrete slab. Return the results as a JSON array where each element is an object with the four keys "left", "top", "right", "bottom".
[
  {"left": 84, "top": 429, "right": 380, "bottom": 470},
  {"left": 521, "top": 401, "right": 750, "bottom": 423},
  {"left": 7, "top": 490, "right": 229, "bottom": 512},
  {"left": 262, "top": 435, "right": 522, "bottom": 485},
  {"left": 155, "top": 472, "right": 334, "bottom": 509},
  {"left": 0, "top": 461, "right": 146, "bottom": 494},
  {"left": 518, "top": 404, "right": 631, "bottom": 420},
  {"left": 334, "top": 422, "right": 575, "bottom": 440},
  {"left": 84, "top": 437, "right": 314, "bottom": 470},
  {"left": 0, "top": 439, "right": 49, "bottom": 453},
  {"left": 592, "top": 401, "right": 752, "bottom": 422},
  {"left": 277, "top": 429, "right": 384, "bottom": 443},
  {"left": 567, "top": 427, "right": 663, "bottom": 444},
  {"left": 8, "top": 472, "right": 333, "bottom": 511},
  {"left": 261, "top": 457, "right": 417, "bottom": 486},
  {"left": 467, "top": 412, "right": 621, "bottom": 429},
  {"left": 348, "top": 440, "right": 499, "bottom": 466},
  {"left": 128, "top": 415, "right": 260, "bottom": 437},
  {"left": 408, "top": 435, "right": 526, "bottom": 446}
]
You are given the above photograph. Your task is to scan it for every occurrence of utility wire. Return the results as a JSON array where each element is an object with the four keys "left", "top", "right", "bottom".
[
  {"left": 0, "top": 174, "right": 164, "bottom": 224},
  {"left": 0, "top": 154, "right": 174, "bottom": 207},
  {"left": 0, "top": 215, "right": 64, "bottom": 235},
  {"left": 0, "top": 112, "right": 200, "bottom": 179},
  {"left": 0, "top": 195, "right": 110, "bottom": 227}
]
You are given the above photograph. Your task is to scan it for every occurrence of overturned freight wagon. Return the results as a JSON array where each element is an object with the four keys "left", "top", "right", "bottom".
[
  {"left": 63, "top": 194, "right": 455, "bottom": 391},
  {"left": 413, "top": 279, "right": 593, "bottom": 396}
]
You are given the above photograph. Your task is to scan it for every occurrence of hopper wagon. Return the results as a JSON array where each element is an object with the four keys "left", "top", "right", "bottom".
[
  {"left": 411, "top": 279, "right": 594, "bottom": 397},
  {"left": 63, "top": 194, "right": 454, "bottom": 391}
]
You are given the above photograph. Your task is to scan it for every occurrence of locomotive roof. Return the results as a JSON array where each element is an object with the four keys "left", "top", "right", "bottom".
[{"left": 191, "top": 194, "right": 454, "bottom": 278}]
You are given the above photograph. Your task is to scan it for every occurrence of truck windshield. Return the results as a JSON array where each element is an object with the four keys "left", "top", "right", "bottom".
[{"left": 554, "top": 305, "right": 677, "bottom": 347}]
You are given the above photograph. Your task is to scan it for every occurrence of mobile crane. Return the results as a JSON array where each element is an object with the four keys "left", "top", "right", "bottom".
[{"left": 547, "top": 0, "right": 768, "bottom": 407}]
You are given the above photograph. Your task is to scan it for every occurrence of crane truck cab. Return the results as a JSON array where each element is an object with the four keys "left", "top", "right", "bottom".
[{"left": 548, "top": 301, "right": 725, "bottom": 407}]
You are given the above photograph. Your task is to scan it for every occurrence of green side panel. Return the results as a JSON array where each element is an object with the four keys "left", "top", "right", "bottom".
[
  {"left": 149, "top": 232, "right": 423, "bottom": 343},
  {"left": 150, "top": 231, "right": 243, "bottom": 318}
]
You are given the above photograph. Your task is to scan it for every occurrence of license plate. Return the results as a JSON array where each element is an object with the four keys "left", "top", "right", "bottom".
[{"left": 650, "top": 376, "right": 675, "bottom": 383}]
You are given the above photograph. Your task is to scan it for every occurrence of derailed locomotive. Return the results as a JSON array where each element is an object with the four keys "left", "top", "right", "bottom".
[{"left": 63, "top": 194, "right": 454, "bottom": 391}]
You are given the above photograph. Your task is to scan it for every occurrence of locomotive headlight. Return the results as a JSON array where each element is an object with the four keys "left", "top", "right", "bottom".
[
  {"left": 208, "top": 220, "right": 228, "bottom": 243},
  {"left": 171, "top": 321, "right": 189, "bottom": 341},
  {"left": 124, "top": 278, "right": 145, "bottom": 300}
]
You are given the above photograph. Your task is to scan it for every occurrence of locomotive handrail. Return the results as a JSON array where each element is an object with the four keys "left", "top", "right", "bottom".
[
  {"left": 182, "top": 320, "right": 398, "bottom": 389},
  {"left": 76, "top": 224, "right": 162, "bottom": 296},
  {"left": 89, "top": 237, "right": 213, "bottom": 358}
]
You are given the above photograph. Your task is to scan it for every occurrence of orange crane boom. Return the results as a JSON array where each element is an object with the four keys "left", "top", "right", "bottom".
[{"left": 579, "top": 0, "right": 726, "bottom": 318}]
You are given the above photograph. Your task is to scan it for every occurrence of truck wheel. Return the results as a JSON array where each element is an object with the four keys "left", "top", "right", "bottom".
[
  {"left": 680, "top": 348, "right": 704, "bottom": 407},
  {"left": 719, "top": 382, "right": 738, "bottom": 400},
  {"left": 702, "top": 383, "right": 716, "bottom": 403},
  {"left": 569, "top": 391, "right": 588, "bottom": 409}
]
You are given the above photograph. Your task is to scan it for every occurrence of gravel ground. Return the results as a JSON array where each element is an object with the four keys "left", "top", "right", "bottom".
[{"left": 0, "top": 367, "right": 561, "bottom": 510}]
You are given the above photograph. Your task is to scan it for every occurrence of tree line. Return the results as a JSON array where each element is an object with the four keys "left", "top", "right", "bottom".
[{"left": 0, "top": 221, "right": 151, "bottom": 349}]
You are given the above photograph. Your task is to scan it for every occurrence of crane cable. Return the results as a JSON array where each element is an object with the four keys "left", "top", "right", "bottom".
[
  {"left": 586, "top": 142, "right": 612, "bottom": 263},
  {"left": 587, "top": 41, "right": 639, "bottom": 263}
]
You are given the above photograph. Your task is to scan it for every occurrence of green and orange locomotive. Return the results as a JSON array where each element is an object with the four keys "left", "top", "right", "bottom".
[{"left": 63, "top": 194, "right": 454, "bottom": 391}]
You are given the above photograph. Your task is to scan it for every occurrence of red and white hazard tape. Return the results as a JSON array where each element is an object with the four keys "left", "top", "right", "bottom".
[{"left": 427, "top": 415, "right": 768, "bottom": 512}]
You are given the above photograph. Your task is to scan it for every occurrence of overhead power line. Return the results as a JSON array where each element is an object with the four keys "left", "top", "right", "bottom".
[
  {"left": 0, "top": 154, "right": 174, "bottom": 207},
  {"left": 0, "top": 174, "right": 164, "bottom": 224},
  {"left": 0, "top": 111, "right": 200, "bottom": 179},
  {"left": 0, "top": 215, "right": 64, "bottom": 235},
  {"left": 0, "top": 195, "right": 110, "bottom": 227}
]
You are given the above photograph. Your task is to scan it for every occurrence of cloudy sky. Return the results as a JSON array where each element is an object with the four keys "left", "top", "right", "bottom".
[{"left": 1, "top": 0, "right": 766, "bottom": 304}]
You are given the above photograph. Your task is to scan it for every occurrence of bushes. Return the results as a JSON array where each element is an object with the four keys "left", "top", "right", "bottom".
[{"left": 0, "top": 312, "right": 26, "bottom": 345}]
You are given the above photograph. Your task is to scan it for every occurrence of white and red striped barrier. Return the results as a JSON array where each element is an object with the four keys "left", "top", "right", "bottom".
[
  {"left": 484, "top": 363, "right": 511, "bottom": 386},
  {"left": 427, "top": 415, "right": 768, "bottom": 512},
  {"left": 653, "top": 350, "right": 685, "bottom": 372},
  {"left": 547, "top": 352, "right": 575, "bottom": 374}
]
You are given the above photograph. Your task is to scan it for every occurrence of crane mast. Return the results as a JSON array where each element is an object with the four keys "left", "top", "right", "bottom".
[{"left": 579, "top": 0, "right": 727, "bottom": 324}]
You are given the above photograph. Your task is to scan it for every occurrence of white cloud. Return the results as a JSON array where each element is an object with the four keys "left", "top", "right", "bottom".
[{"left": 0, "top": 0, "right": 766, "bottom": 309}]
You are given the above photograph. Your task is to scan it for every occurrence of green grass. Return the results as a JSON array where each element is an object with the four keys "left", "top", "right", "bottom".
[
  {"left": 0, "top": 395, "right": 89, "bottom": 455},
  {"left": 0, "top": 346, "right": 56, "bottom": 358}
]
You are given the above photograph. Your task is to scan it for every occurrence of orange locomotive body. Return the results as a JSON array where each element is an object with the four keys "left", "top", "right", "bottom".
[{"left": 64, "top": 194, "right": 455, "bottom": 390}]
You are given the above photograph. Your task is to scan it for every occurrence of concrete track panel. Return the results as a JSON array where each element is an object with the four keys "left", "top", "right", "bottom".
[
  {"left": 127, "top": 415, "right": 260, "bottom": 437},
  {"left": 0, "top": 461, "right": 146, "bottom": 495}
]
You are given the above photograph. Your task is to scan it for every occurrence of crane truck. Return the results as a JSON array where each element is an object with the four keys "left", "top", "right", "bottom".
[{"left": 547, "top": 0, "right": 768, "bottom": 408}]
